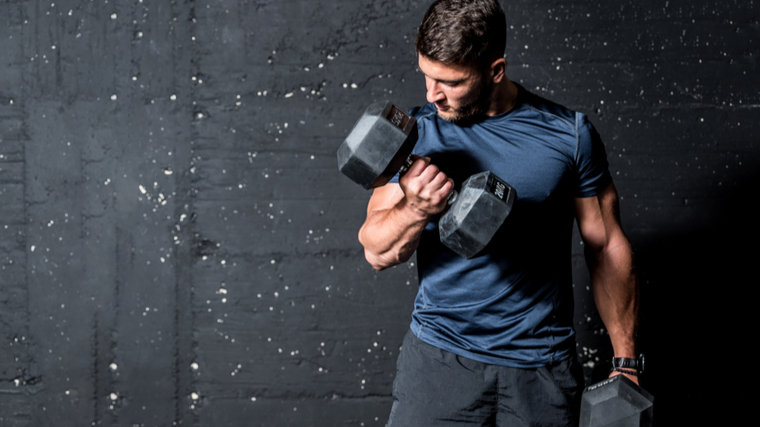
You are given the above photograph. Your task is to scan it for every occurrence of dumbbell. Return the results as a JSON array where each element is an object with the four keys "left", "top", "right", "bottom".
[
  {"left": 337, "top": 101, "right": 516, "bottom": 259},
  {"left": 580, "top": 375, "right": 654, "bottom": 427}
]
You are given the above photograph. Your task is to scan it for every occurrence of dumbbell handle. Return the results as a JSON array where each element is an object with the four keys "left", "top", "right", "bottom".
[{"left": 398, "top": 157, "right": 459, "bottom": 205}]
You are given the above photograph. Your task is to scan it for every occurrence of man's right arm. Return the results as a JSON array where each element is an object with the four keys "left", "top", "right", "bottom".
[{"left": 358, "top": 157, "right": 453, "bottom": 270}]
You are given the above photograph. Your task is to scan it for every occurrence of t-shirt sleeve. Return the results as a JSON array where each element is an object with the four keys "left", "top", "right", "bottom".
[{"left": 574, "top": 113, "right": 612, "bottom": 197}]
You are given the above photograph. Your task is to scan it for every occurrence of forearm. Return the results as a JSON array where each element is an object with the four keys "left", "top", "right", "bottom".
[
  {"left": 358, "top": 197, "right": 430, "bottom": 270},
  {"left": 358, "top": 158, "right": 452, "bottom": 270},
  {"left": 587, "top": 238, "right": 639, "bottom": 357}
]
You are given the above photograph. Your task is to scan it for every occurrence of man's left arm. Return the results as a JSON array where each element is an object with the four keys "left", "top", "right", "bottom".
[{"left": 575, "top": 181, "right": 640, "bottom": 385}]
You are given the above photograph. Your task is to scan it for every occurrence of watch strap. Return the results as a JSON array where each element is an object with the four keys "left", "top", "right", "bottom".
[{"left": 612, "top": 354, "right": 645, "bottom": 374}]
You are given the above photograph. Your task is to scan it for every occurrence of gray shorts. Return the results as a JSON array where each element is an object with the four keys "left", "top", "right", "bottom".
[{"left": 388, "top": 330, "right": 584, "bottom": 427}]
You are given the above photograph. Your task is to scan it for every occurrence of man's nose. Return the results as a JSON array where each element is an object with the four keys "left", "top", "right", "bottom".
[{"left": 426, "top": 79, "right": 445, "bottom": 104}]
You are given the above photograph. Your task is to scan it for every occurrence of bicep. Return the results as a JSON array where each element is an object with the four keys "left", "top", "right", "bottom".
[{"left": 574, "top": 182, "right": 625, "bottom": 252}]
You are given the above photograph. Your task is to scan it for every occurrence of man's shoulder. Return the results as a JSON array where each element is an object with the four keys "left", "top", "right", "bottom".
[{"left": 514, "top": 84, "right": 586, "bottom": 134}]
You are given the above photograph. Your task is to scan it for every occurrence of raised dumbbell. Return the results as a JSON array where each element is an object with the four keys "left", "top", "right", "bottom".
[
  {"left": 580, "top": 375, "right": 654, "bottom": 427},
  {"left": 337, "top": 101, "right": 516, "bottom": 259}
]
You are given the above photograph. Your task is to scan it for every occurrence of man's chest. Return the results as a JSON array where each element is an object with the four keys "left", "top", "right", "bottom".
[{"left": 416, "top": 122, "right": 577, "bottom": 205}]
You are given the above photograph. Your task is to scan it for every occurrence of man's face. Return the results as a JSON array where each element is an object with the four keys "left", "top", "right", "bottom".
[{"left": 418, "top": 55, "right": 492, "bottom": 123}]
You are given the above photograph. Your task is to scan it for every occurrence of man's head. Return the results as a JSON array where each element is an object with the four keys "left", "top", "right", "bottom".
[
  {"left": 415, "top": 0, "right": 508, "bottom": 123},
  {"left": 415, "top": 0, "right": 507, "bottom": 69}
]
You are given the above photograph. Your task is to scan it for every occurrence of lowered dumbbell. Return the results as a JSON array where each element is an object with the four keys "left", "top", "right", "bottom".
[
  {"left": 337, "top": 101, "right": 516, "bottom": 259},
  {"left": 580, "top": 374, "right": 654, "bottom": 427}
]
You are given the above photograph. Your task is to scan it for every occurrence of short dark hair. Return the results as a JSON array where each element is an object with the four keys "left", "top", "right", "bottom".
[{"left": 415, "top": 0, "right": 506, "bottom": 68}]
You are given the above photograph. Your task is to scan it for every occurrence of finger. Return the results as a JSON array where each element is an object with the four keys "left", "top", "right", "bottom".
[
  {"left": 417, "top": 173, "right": 453, "bottom": 209},
  {"left": 432, "top": 176, "right": 455, "bottom": 204},
  {"left": 405, "top": 156, "right": 431, "bottom": 178},
  {"left": 426, "top": 169, "right": 449, "bottom": 190},
  {"left": 440, "top": 177, "right": 455, "bottom": 196},
  {"left": 416, "top": 162, "right": 442, "bottom": 184},
  {"left": 608, "top": 370, "right": 640, "bottom": 386}
]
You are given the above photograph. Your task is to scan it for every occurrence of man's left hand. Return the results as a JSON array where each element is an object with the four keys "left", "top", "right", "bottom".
[{"left": 609, "top": 370, "right": 640, "bottom": 386}]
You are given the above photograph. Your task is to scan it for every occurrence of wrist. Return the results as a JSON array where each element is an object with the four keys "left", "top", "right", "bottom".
[
  {"left": 398, "top": 196, "right": 436, "bottom": 223},
  {"left": 611, "top": 354, "right": 645, "bottom": 376}
]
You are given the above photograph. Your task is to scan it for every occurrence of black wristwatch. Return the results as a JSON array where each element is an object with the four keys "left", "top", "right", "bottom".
[{"left": 611, "top": 354, "right": 645, "bottom": 376}]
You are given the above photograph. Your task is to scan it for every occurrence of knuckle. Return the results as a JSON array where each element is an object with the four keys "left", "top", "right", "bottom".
[{"left": 407, "top": 180, "right": 423, "bottom": 194}]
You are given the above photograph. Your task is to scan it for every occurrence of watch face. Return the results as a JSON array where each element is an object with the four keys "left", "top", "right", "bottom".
[{"left": 639, "top": 353, "right": 645, "bottom": 373}]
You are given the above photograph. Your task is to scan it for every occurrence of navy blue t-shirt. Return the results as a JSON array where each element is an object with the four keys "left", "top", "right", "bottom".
[{"left": 391, "top": 84, "right": 611, "bottom": 368}]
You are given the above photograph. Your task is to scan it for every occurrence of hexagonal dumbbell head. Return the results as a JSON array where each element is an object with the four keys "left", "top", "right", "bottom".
[
  {"left": 337, "top": 101, "right": 418, "bottom": 189},
  {"left": 580, "top": 375, "right": 654, "bottom": 427},
  {"left": 438, "top": 171, "right": 516, "bottom": 259}
]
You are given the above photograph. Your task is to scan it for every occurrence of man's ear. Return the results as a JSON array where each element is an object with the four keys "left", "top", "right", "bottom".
[{"left": 490, "top": 57, "right": 507, "bottom": 83}]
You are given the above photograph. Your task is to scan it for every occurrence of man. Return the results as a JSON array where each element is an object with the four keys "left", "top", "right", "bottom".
[{"left": 358, "top": 0, "right": 639, "bottom": 425}]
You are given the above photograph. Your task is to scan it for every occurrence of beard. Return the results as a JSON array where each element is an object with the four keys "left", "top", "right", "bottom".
[{"left": 436, "top": 75, "right": 493, "bottom": 125}]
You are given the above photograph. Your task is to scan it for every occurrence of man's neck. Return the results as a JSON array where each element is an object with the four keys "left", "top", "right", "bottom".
[{"left": 486, "top": 78, "right": 518, "bottom": 117}]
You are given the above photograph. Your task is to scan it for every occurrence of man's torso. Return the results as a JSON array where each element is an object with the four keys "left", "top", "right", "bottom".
[{"left": 400, "top": 84, "right": 611, "bottom": 368}]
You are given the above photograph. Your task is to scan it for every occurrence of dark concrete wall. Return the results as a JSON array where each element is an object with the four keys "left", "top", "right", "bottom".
[{"left": 0, "top": 0, "right": 756, "bottom": 425}]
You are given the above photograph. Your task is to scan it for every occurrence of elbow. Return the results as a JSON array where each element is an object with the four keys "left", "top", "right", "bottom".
[
  {"left": 583, "top": 230, "right": 631, "bottom": 259},
  {"left": 584, "top": 234, "right": 635, "bottom": 274},
  {"left": 358, "top": 222, "right": 416, "bottom": 271},
  {"left": 358, "top": 227, "right": 389, "bottom": 270},
  {"left": 364, "top": 247, "right": 410, "bottom": 271},
  {"left": 365, "top": 250, "right": 390, "bottom": 271},
  {"left": 363, "top": 245, "right": 414, "bottom": 271}
]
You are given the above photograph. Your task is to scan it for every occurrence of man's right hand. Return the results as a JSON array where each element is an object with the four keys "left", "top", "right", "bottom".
[{"left": 398, "top": 155, "right": 455, "bottom": 219}]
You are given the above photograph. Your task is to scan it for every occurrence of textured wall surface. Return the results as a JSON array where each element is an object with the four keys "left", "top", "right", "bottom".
[{"left": 0, "top": 0, "right": 757, "bottom": 426}]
